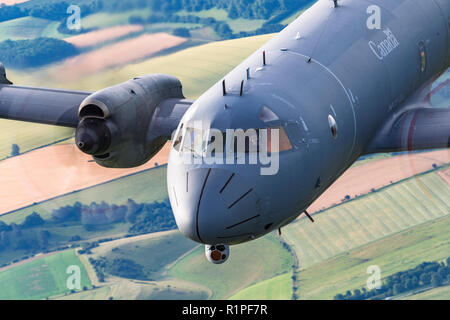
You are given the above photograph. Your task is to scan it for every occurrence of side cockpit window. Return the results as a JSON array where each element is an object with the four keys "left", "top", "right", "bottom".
[{"left": 172, "top": 123, "right": 183, "bottom": 151}]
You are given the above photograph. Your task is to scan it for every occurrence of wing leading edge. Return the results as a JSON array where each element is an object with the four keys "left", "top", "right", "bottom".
[{"left": 0, "top": 84, "right": 91, "bottom": 128}]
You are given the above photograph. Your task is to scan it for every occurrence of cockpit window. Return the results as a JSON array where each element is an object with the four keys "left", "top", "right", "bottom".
[
  {"left": 172, "top": 123, "right": 183, "bottom": 151},
  {"left": 267, "top": 126, "right": 292, "bottom": 152},
  {"left": 205, "top": 126, "right": 292, "bottom": 155},
  {"left": 181, "top": 126, "right": 209, "bottom": 157},
  {"left": 177, "top": 125, "right": 293, "bottom": 157},
  {"left": 259, "top": 106, "right": 279, "bottom": 123}
]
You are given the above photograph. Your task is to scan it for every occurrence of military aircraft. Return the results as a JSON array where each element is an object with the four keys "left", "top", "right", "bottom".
[{"left": 1, "top": 0, "right": 449, "bottom": 264}]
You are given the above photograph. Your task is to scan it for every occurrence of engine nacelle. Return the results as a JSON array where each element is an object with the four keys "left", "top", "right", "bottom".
[{"left": 75, "top": 74, "right": 188, "bottom": 168}]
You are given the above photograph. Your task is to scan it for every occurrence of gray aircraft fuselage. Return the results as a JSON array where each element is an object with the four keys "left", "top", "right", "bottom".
[{"left": 168, "top": 0, "right": 450, "bottom": 246}]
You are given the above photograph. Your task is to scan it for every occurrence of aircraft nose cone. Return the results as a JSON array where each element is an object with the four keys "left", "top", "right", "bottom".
[{"left": 170, "top": 168, "right": 261, "bottom": 245}]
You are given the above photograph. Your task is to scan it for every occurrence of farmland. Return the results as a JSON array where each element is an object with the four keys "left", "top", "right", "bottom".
[
  {"left": 0, "top": 249, "right": 91, "bottom": 300},
  {"left": 168, "top": 234, "right": 292, "bottom": 299},
  {"left": 0, "top": 16, "right": 63, "bottom": 42},
  {"left": 0, "top": 164, "right": 168, "bottom": 225},
  {"left": 229, "top": 273, "right": 292, "bottom": 300},
  {"left": 293, "top": 214, "right": 450, "bottom": 300},
  {"left": 284, "top": 169, "right": 450, "bottom": 268},
  {"left": 64, "top": 25, "right": 144, "bottom": 48},
  {"left": 225, "top": 168, "right": 450, "bottom": 300},
  {"left": 71, "top": 230, "right": 292, "bottom": 300},
  {"left": 0, "top": 143, "right": 170, "bottom": 216},
  {"left": 49, "top": 33, "right": 187, "bottom": 82}
]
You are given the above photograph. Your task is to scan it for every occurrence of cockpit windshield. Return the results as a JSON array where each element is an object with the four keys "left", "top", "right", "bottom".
[{"left": 174, "top": 124, "right": 293, "bottom": 156}]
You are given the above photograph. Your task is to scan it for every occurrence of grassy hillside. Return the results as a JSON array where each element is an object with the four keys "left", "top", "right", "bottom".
[
  {"left": 168, "top": 234, "right": 292, "bottom": 299},
  {"left": 0, "top": 16, "right": 63, "bottom": 42},
  {"left": 227, "top": 168, "right": 449, "bottom": 300},
  {"left": 229, "top": 273, "right": 292, "bottom": 300},
  {"left": 94, "top": 231, "right": 199, "bottom": 281},
  {"left": 283, "top": 169, "right": 450, "bottom": 268},
  {"left": 295, "top": 215, "right": 450, "bottom": 299},
  {"left": 0, "top": 249, "right": 91, "bottom": 300},
  {"left": 8, "top": 33, "right": 273, "bottom": 98},
  {"left": 177, "top": 8, "right": 266, "bottom": 33},
  {"left": 401, "top": 285, "right": 450, "bottom": 300},
  {"left": 0, "top": 120, "right": 74, "bottom": 160}
]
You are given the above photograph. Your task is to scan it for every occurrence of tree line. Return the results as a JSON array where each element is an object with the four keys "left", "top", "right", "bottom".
[
  {"left": 334, "top": 258, "right": 450, "bottom": 300},
  {"left": 0, "top": 38, "right": 78, "bottom": 68},
  {"left": 0, "top": 198, "right": 176, "bottom": 260}
]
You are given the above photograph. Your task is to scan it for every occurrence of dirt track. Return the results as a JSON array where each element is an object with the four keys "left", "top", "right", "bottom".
[{"left": 0, "top": 145, "right": 448, "bottom": 216}]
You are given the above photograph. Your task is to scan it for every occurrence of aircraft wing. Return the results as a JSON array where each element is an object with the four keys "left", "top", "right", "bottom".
[
  {"left": 0, "top": 84, "right": 90, "bottom": 128},
  {"left": 366, "top": 106, "right": 450, "bottom": 154}
]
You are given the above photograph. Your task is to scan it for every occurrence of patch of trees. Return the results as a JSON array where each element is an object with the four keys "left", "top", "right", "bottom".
[
  {"left": 89, "top": 256, "right": 147, "bottom": 281},
  {"left": 173, "top": 27, "right": 191, "bottom": 38},
  {"left": 50, "top": 199, "right": 176, "bottom": 234},
  {"left": 142, "top": 13, "right": 284, "bottom": 40},
  {"left": 0, "top": 198, "right": 175, "bottom": 262},
  {"left": 334, "top": 258, "right": 450, "bottom": 300},
  {"left": 127, "top": 199, "right": 177, "bottom": 235},
  {"left": 10, "top": 144, "right": 20, "bottom": 157},
  {"left": 0, "top": 38, "right": 78, "bottom": 68},
  {"left": 0, "top": 4, "right": 27, "bottom": 23},
  {"left": 144, "top": 0, "right": 311, "bottom": 20},
  {"left": 28, "top": 0, "right": 103, "bottom": 21}
]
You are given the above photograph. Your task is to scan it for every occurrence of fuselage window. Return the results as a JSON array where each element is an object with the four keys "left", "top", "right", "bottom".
[
  {"left": 419, "top": 42, "right": 426, "bottom": 73},
  {"left": 328, "top": 115, "right": 338, "bottom": 139}
]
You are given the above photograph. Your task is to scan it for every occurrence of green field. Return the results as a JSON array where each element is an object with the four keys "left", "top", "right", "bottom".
[
  {"left": 283, "top": 170, "right": 450, "bottom": 268},
  {"left": 229, "top": 273, "right": 292, "bottom": 300},
  {"left": 0, "top": 16, "right": 64, "bottom": 42},
  {"left": 168, "top": 234, "right": 292, "bottom": 299},
  {"left": 177, "top": 8, "right": 266, "bottom": 33},
  {"left": 401, "top": 285, "right": 450, "bottom": 300},
  {"left": 95, "top": 231, "right": 199, "bottom": 281},
  {"left": 81, "top": 230, "right": 292, "bottom": 300},
  {"left": 0, "top": 249, "right": 91, "bottom": 300},
  {"left": 81, "top": 8, "right": 154, "bottom": 29},
  {"left": 294, "top": 215, "right": 450, "bottom": 299},
  {"left": 227, "top": 169, "right": 449, "bottom": 300},
  {"left": 8, "top": 33, "right": 273, "bottom": 99},
  {"left": 0, "top": 119, "right": 73, "bottom": 160},
  {"left": 0, "top": 165, "right": 168, "bottom": 224}
]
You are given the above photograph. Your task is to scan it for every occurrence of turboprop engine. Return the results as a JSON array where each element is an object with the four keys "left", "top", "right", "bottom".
[{"left": 75, "top": 74, "right": 191, "bottom": 168}]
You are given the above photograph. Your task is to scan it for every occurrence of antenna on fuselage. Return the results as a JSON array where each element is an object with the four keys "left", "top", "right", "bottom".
[
  {"left": 302, "top": 210, "right": 315, "bottom": 223},
  {"left": 332, "top": 0, "right": 338, "bottom": 8},
  {"left": 263, "top": 50, "right": 266, "bottom": 66},
  {"left": 222, "top": 79, "right": 227, "bottom": 96},
  {"left": 240, "top": 80, "right": 244, "bottom": 96}
]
